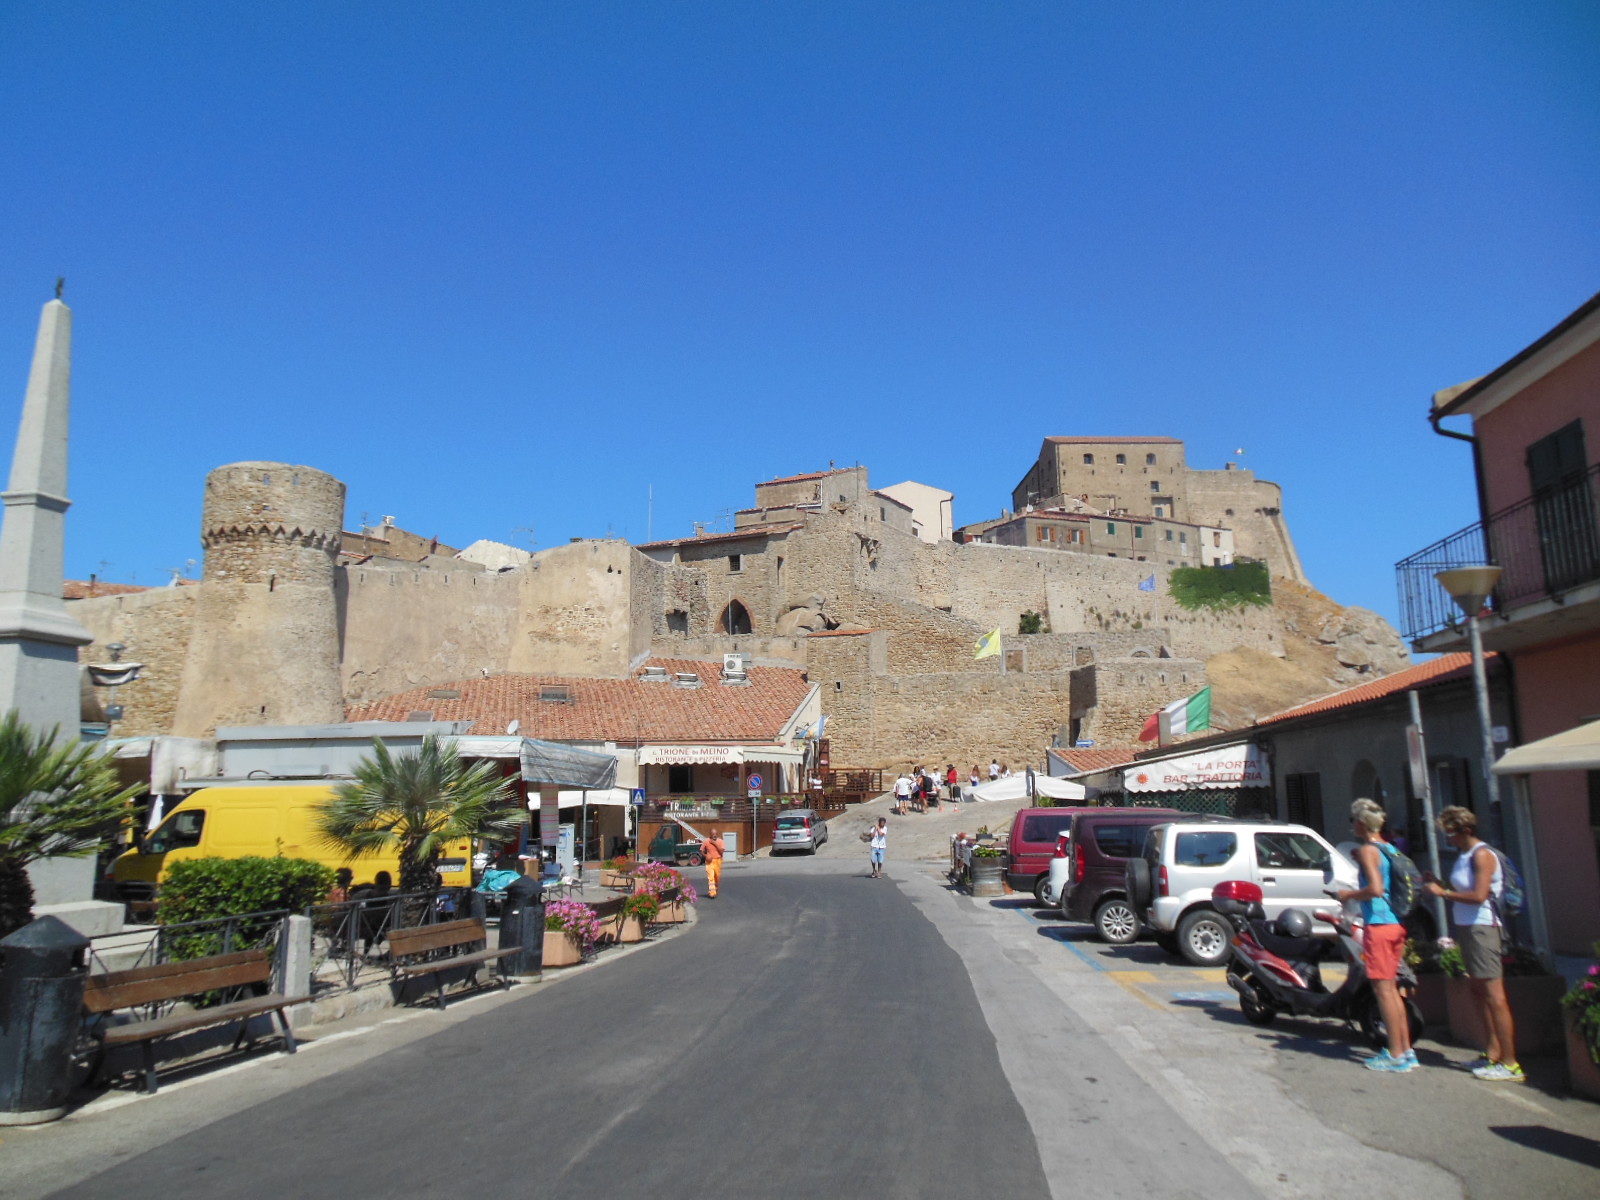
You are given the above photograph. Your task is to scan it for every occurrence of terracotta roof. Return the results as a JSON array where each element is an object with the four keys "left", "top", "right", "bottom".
[
  {"left": 1044, "top": 436, "right": 1183, "bottom": 445},
  {"left": 64, "top": 580, "right": 195, "bottom": 599},
  {"left": 759, "top": 468, "right": 857, "bottom": 486},
  {"left": 344, "top": 658, "right": 814, "bottom": 743},
  {"left": 1053, "top": 747, "right": 1143, "bottom": 774},
  {"left": 1256, "top": 653, "right": 1490, "bottom": 726},
  {"left": 637, "top": 522, "right": 803, "bottom": 550}
]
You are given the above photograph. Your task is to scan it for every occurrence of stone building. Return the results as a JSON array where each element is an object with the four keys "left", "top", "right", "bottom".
[
  {"left": 973, "top": 506, "right": 1235, "bottom": 568},
  {"left": 72, "top": 450, "right": 1403, "bottom": 777},
  {"left": 1009, "top": 436, "right": 1306, "bottom": 581}
]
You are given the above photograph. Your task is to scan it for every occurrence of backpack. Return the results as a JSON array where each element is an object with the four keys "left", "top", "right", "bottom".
[
  {"left": 1485, "top": 844, "right": 1527, "bottom": 919},
  {"left": 1377, "top": 842, "right": 1422, "bottom": 916}
]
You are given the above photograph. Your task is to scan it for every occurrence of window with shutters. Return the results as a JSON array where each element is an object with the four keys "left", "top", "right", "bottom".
[{"left": 1284, "top": 772, "right": 1322, "bottom": 830}]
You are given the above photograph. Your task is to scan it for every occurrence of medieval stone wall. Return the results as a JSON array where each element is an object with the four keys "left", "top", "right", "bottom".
[
  {"left": 71, "top": 587, "right": 196, "bottom": 736},
  {"left": 509, "top": 539, "right": 641, "bottom": 676},
  {"left": 1182, "top": 469, "right": 1306, "bottom": 581},
  {"left": 1071, "top": 656, "right": 1209, "bottom": 746}
]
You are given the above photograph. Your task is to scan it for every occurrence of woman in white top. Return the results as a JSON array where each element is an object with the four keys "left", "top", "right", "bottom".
[{"left": 1423, "top": 805, "right": 1521, "bottom": 1081}]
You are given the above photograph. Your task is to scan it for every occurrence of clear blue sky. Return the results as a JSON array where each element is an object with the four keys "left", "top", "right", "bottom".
[{"left": 2, "top": 2, "right": 1597, "bottom": 628}]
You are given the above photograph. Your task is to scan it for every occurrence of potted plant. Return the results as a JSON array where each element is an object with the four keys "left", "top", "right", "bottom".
[
  {"left": 543, "top": 898, "right": 603, "bottom": 967},
  {"left": 1443, "top": 939, "right": 1568, "bottom": 1057},
  {"left": 1561, "top": 942, "right": 1600, "bottom": 1101},
  {"left": 970, "top": 843, "right": 1006, "bottom": 897},
  {"left": 599, "top": 856, "right": 633, "bottom": 888},
  {"left": 620, "top": 892, "right": 660, "bottom": 942}
]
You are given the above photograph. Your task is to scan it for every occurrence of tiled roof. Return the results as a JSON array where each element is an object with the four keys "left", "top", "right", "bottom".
[
  {"left": 1045, "top": 436, "right": 1183, "bottom": 445},
  {"left": 759, "top": 468, "right": 856, "bottom": 486},
  {"left": 636, "top": 522, "right": 803, "bottom": 550},
  {"left": 64, "top": 580, "right": 194, "bottom": 599},
  {"left": 1053, "top": 747, "right": 1143, "bottom": 774},
  {"left": 1256, "top": 653, "right": 1488, "bottom": 726},
  {"left": 345, "top": 658, "right": 814, "bottom": 743}
]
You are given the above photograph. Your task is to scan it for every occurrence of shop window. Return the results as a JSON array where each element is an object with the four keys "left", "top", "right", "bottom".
[{"left": 669, "top": 765, "right": 694, "bottom": 793}]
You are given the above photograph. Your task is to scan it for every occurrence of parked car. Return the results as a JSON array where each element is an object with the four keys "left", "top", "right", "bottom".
[
  {"left": 1052, "top": 807, "right": 1182, "bottom": 942},
  {"left": 1005, "top": 806, "right": 1098, "bottom": 904},
  {"left": 1127, "top": 818, "right": 1359, "bottom": 966},
  {"left": 772, "top": 808, "right": 828, "bottom": 854}
]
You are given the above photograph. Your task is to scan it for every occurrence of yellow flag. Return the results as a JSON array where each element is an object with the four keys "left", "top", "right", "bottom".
[{"left": 974, "top": 628, "right": 1002, "bottom": 660}]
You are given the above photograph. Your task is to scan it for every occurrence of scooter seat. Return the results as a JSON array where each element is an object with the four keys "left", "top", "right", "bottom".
[{"left": 1251, "top": 924, "right": 1329, "bottom": 966}]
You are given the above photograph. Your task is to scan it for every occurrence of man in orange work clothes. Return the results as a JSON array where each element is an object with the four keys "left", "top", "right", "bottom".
[{"left": 702, "top": 830, "right": 726, "bottom": 897}]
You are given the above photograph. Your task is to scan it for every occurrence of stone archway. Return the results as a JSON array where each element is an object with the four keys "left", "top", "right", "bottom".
[{"left": 720, "top": 599, "right": 753, "bottom": 635}]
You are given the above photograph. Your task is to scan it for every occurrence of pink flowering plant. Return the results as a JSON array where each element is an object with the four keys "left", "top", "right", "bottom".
[
  {"left": 544, "top": 898, "right": 604, "bottom": 951},
  {"left": 633, "top": 861, "right": 697, "bottom": 904},
  {"left": 1562, "top": 941, "right": 1600, "bottom": 1064}
]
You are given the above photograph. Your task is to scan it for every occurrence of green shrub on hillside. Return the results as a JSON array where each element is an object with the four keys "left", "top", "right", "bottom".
[{"left": 1168, "top": 561, "right": 1272, "bottom": 611}]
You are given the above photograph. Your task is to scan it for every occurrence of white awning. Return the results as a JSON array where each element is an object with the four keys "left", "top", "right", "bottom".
[
  {"left": 1125, "top": 744, "right": 1270, "bottom": 793},
  {"left": 967, "top": 775, "right": 1086, "bottom": 803},
  {"left": 1493, "top": 719, "right": 1600, "bottom": 774},
  {"left": 637, "top": 744, "right": 804, "bottom": 766},
  {"left": 555, "top": 787, "right": 634, "bottom": 807}
]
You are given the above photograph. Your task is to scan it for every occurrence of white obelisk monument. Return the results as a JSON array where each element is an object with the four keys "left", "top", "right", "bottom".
[{"left": 0, "top": 296, "right": 95, "bottom": 904}]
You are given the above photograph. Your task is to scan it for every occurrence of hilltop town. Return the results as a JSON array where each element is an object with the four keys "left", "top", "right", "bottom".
[{"left": 70, "top": 437, "right": 1408, "bottom": 774}]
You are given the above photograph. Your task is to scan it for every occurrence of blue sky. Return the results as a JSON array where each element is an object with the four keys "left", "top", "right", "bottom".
[{"left": 2, "top": 2, "right": 1597, "bottom": 627}]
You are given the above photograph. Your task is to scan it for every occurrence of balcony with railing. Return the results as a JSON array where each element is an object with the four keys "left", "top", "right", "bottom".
[{"left": 1396, "top": 460, "right": 1600, "bottom": 646}]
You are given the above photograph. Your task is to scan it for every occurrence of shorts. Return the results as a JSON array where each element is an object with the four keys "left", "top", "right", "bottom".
[
  {"left": 1456, "top": 924, "right": 1504, "bottom": 980},
  {"left": 1363, "top": 922, "right": 1407, "bottom": 981},
  {"left": 870, "top": 847, "right": 885, "bottom": 864}
]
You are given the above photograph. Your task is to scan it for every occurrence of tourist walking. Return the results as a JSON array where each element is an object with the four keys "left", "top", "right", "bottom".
[
  {"left": 1338, "top": 798, "right": 1414, "bottom": 1072},
  {"left": 702, "top": 829, "right": 726, "bottom": 898},
  {"left": 893, "top": 769, "right": 914, "bottom": 815},
  {"left": 1424, "top": 806, "right": 1522, "bottom": 1081},
  {"left": 868, "top": 817, "right": 888, "bottom": 878}
]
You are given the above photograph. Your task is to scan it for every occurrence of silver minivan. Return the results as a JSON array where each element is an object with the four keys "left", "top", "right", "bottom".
[{"left": 772, "top": 808, "right": 828, "bottom": 854}]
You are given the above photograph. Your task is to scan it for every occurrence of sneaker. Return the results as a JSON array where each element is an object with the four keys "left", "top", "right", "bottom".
[
  {"left": 1472, "top": 1061, "right": 1526, "bottom": 1082},
  {"left": 1400, "top": 1050, "right": 1419, "bottom": 1067},
  {"left": 1365, "top": 1050, "right": 1416, "bottom": 1073},
  {"left": 1466, "top": 1054, "right": 1493, "bottom": 1072}
]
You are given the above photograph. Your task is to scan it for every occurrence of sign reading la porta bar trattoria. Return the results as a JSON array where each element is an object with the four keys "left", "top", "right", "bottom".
[{"left": 1124, "top": 744, "right": 1269, "bottom": 793}]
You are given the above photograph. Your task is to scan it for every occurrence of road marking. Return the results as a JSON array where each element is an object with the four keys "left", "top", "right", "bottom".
[
  {"left": 1110, "top": 970, "right": 1159, "bottom": 983},
  {"left": 1170, "top": 991, "right": 1235, "bottom": 1003},
  {"left": 1109, "top": 970, "right": 1168, "bottom": 1013}
]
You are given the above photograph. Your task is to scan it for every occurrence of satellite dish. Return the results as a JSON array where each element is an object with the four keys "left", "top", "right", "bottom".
[{"left": 506, "top": 719, "right": 520, "bottom": 735}]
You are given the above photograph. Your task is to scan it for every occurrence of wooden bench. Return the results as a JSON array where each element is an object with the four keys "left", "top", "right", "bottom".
[
  {"left": 386, "top": 918, "right": 520, "bottom": 1007},
  {"left": 83, "top": 947, "right": 310, "bottom": 1094}
]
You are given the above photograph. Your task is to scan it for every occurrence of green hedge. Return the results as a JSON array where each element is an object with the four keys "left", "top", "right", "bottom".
[
  {"left": 1168, "top": 561, "right": 1272, "bottom": 611},
  {"left": 158, "top": 856, "right": 335, "bottom": 960}
]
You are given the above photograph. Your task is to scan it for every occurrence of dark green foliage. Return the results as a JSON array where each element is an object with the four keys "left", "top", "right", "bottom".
[
  {"left": 158, "top": 856, "right": 335, "bottom": 960},
  {"left": 1018, "top": 611, "right": 1047, "bottom": 634},
  {"left": 1167, "top": 561, "right": 1273, "bottom": 611},
  {"left": 0, "top": 710, "right": 146, "bottom": 937}
]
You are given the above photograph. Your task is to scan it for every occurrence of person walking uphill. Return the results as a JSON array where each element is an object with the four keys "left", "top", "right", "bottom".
[
  {"left": 702, "top": 829, "right": 726, "bottom": 898},
  {"left": 1424, "top": 805, "right": 1523, "bottom": 1081},
  {"left": 1338, "top": 798, "right": 1415, "bottom": 1072}
]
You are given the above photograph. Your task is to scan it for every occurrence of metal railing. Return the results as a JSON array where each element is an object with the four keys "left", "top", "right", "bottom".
[
  {"left": 305, "top": 887, "right": 476, "bottom": 993},
  {"left": 1395, "top": 462, "right": 1600, "bottom": 641},
  {"left": 89, "top": 910, "right": 287, "bottom": 977}
]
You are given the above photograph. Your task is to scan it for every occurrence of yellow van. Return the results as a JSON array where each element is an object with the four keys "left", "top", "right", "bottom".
[{"left": 111, "top": 785, "right": 473, "bottom": 902}]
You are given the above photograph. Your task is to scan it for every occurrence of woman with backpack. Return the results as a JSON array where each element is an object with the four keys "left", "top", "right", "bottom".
[
  {"left": 1337, "top": 798, "right": 1415, "bottom": 1072},
  {"left": 1424, "top": 806, "right": 1522, "bottom": 1082}
]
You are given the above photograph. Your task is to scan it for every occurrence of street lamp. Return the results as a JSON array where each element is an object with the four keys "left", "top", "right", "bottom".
[{"left": 1435, "top": 566, "right": 1504, "bottom": 844}]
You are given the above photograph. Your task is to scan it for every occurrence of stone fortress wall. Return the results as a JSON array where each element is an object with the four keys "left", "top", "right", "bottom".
[{"left": 72, "top": 447, "right": 1405, "bottom": 771}]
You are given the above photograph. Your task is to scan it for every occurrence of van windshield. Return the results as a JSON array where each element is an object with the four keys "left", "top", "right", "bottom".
[{"left": 146, "top": 809, "right": 205, "bottom": 855}]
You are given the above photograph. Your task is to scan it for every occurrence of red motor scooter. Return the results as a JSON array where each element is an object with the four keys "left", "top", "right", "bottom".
[{"left": 1212, "top": 879, "right": 1422, "bottom": 1050}]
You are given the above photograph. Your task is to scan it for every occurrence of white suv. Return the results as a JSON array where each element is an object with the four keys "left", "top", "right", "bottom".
[{"left": 1127, "top": 819, "right": 1358, "bottom": 967}]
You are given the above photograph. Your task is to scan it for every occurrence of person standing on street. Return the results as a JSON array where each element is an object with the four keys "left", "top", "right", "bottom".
[
  {"left": 702, "top": 829, "right": 726, "bottom": 898},
  {"left": 869, "top": 817, "right": 888, "bottom": 878},
  {"left": 893, "top": 769, "right": 914, "bottom": 815},
  {"left": 989, "top": 759, "right": 1001, "bottom": 781},
  {"left": 1338, "top": 798, "right": 1414, "bottom": 1072},
  {"left": 1424, "top": 806, "right": 1522, "bottom": 1081},
  {"left": 947, "top": 763, "right": 960, "bottom": 805}
]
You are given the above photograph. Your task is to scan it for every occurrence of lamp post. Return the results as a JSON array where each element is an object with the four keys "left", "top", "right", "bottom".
[{"left": 1434, "top": 566, "right": 1504, "bottom": 845}]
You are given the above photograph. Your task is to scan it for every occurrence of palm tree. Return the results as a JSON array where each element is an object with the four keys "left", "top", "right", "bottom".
[
  {"left": 315, "top": 735, "right": 523, "bottom": 898},
  {"left": 0, "top": 711, "right": 143, "bottom": 938}
]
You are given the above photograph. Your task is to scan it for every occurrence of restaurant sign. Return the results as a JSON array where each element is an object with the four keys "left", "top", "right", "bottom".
[{"left": 1124, "top": 743, "right": 1269, "bottom": 793}]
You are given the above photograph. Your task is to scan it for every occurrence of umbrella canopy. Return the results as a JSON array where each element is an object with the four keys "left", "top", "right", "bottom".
[{"left": 967, "top": 774, "right": 1086, "bottom": 803}]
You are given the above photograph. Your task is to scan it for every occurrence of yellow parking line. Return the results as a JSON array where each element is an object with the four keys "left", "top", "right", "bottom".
[
  {"left": 1187, "top": 969, "right": 1227, "bottom": 982},
  {"left": 1105, "top": 970, "right": 1159, "bottom": 982},
  {"left": 1109, "top": 971, "right": 1168, "bottom": 1012}
]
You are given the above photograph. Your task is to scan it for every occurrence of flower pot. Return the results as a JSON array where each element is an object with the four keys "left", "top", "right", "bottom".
[
  {"left": 660, "top": 899, "right": 686, "bottom": 923},
  {"left": 599, "top": 870, "right": 631, "bottom": 889},
  {"left": 1414, "top": 974, "right": 1450, "bottom": 1027},
  {"left": 1566, "top": 1010, "right": 1600, "bottom": 1101},
  {"left": 618, "top": 914, "right": 646, "bottom": 943},
  {"left": 970, "top": 857, "right": 1005, "bottom": 898},
  {"left": 542, "top": 929, "right": 582, "bottom": 967},
  {"left": 1446, "top": 974, "right": 1567, "bottom": 1057}
]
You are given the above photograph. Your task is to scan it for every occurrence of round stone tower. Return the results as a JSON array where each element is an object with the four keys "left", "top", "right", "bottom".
[{"left": 174, "top": 462, "right": 346, "bottom": 736}]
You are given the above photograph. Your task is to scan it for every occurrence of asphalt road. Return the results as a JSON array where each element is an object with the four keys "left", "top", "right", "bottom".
[{"left": 11, "top": 853, "right": 1598, "bottom": 1199}]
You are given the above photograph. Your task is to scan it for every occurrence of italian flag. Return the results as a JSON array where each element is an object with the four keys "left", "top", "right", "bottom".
[{"left": 1138, "top": 686, "right": 1212, "bottom": 743}]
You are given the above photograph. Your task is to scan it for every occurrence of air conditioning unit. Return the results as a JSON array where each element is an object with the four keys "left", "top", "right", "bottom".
[{"left": 723, "top": 653, "right": 751, "bottom": 674}]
